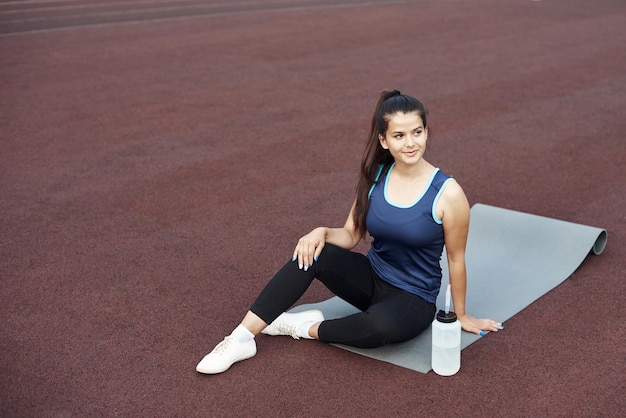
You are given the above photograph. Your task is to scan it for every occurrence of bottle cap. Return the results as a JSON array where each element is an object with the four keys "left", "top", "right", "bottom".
[{"left": 436, "top": 310, "right": 457, "bottom": 323}]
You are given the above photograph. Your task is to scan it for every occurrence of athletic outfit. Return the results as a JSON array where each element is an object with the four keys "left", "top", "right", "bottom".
[{"left": 250, "top": 164, "right": 455, "bottom": 348}]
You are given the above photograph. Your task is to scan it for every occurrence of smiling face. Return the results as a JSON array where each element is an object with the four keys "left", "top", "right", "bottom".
[{"left": 378, "top": 111, "right": 428, "bottom": 166}]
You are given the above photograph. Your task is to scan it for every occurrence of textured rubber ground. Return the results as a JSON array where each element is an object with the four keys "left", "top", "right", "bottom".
[{"left": 1, "top": 0, "right": 624, "bottom": 416}]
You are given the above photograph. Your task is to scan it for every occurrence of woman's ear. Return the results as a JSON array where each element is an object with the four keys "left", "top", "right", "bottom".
[{"left": 378, "top": 134, "right": 389, "bottom": 149}]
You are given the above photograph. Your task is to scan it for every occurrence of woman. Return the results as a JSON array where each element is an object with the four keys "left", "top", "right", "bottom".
[{"left": 196, "top": 90, "right": 503, "bottom": 374}]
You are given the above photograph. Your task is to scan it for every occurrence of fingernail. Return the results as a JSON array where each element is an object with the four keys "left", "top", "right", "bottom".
[
  {"left": 304, "top": 265, "right": 308, "bottom": 272},
  {"left": 292, "top": 257, "right": 296, "bottom": 262},
  {"left": 314, "top": 255, "right": 319, "bottom": 262},
  {"left": 299, "top": 264, "right": 303, "bottom": 270},
  {"left": 500, "top": 325, "right": 505, "bottom": 329},
  {"left": 479, "top": 331, "right": 486, "bottom": 336}
]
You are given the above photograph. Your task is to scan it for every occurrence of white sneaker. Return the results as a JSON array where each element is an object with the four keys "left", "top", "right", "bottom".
[
  {"left": 261, "top": 310, "right": 325, "bottom": 339},
  {"left": 196, "top": 336, "right": 257, "bottom": 374}
]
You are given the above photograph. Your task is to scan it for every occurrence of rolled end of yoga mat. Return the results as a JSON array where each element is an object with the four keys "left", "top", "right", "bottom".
[{"left": 592, "top": 230, "right": 607, "bottom": 255}]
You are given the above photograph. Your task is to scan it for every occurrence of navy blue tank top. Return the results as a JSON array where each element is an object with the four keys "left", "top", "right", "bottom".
[{"left": 366, "top": 163, "right": 454, "bottom": 303}]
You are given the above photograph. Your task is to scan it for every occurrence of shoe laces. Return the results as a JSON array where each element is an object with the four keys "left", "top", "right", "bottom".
[
  {"left": 276, "top": 323, "right": 300, "bottom": 339},
  {"left": 212, "top": 336, "right": 234, "bottom": 355}
]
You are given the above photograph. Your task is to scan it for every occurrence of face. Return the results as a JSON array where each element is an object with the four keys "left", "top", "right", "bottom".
[{"left": 378, "top": 112, "right": 428, "bottom": 166}]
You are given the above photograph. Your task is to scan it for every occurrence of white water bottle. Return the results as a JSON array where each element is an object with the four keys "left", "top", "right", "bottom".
[{"left": 431, "top": 309, "right": 461, "bottom": 376}]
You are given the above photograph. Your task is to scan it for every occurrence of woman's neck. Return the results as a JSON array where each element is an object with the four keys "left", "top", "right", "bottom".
[{"left": 391, "top": 159, "right": 434, "bottom": 180}]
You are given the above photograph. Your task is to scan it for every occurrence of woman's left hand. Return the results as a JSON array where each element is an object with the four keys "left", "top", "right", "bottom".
[{"left": 458, "top": 314, "right": 504, "bottom": 336}]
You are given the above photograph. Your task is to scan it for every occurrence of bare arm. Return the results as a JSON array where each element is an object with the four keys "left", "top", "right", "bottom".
[
  {"left": 440, "top": 181, "right": 470, "bottom": 318},
  {"left": 292, "top": 200, "right": 362, "bottom": 270},
  {"left": 440, "top": 181, "right": 503, "bottom": 335}
]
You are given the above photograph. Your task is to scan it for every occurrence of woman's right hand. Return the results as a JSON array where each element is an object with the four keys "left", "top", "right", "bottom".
[{"left": 292, "top": 227, "right": 326, "bottom": 271}]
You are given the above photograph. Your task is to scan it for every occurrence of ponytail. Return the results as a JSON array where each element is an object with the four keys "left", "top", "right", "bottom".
[{"left": 352, "top": 90, "right": 428, "bottom": 237}]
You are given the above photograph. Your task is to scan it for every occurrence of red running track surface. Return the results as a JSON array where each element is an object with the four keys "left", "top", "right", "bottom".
[{"left": 1, "top": 0, "right": 625, "bottom": 416}]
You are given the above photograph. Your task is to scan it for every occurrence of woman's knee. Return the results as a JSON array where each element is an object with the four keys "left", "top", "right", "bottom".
[
  {"left": 311, "top": 244, "right": 349, "bottom": 277},
  {"left": 314, "top": 244, "right": 367, "bottom": 273},
  {"left": 315, "top": 243, "right": 344, "bottom": 265}
]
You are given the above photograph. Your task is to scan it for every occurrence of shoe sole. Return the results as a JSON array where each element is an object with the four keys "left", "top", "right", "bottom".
[{"left": 196, "top": 349, "right": 257, "bottom": 375}]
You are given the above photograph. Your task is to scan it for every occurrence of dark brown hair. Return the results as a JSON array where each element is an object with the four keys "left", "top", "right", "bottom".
[{"left": 352, "top": 90, "right": 428, "bottom": 237}]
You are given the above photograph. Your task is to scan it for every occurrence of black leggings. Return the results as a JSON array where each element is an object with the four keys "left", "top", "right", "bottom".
[{"left": 250, "top": 244, "right": 436, "bottom": 349}]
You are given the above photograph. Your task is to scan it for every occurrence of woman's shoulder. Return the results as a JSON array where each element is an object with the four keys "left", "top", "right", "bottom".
[
  {"left": 439, "top": 179, "right": 470, "bottom": 221},
  {"left": 441, "top": 178, "right": 465, "bottom": 199}
]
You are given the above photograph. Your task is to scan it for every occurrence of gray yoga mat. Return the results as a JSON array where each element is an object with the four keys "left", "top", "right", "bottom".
[{"left": 290, "top": 203, "right": 607, "bottom": 373}]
